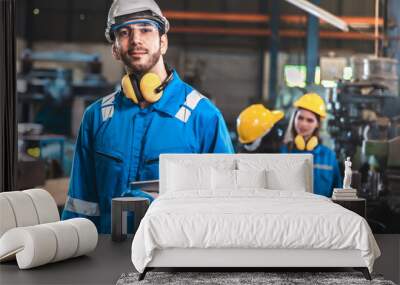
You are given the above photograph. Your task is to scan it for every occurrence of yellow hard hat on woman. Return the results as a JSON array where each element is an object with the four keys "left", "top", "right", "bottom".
[
  {"left": 293, "top": 93, "right": 327, "bottom": 119},
  {"left": 237, "top": 104, "right": 284, "bottom": 144},
  {"left": 284, "top": 93, "right": 326, "bottom": 151}
]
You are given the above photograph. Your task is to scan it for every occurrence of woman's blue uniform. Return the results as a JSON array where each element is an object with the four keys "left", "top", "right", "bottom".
[{"left": 281, "top": 144, "right": 342, "bottom": 197}]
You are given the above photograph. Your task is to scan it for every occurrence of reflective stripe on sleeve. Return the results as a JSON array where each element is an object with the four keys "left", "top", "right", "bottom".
[
  {"left": 314, "top": 164, "right": 333, "bottom": 170},
  {"left": 64, "top": 196, "right": 100, "bottom": 216},
  {"left": 175, "top": 106, "right": 191, "bottom": 123},
  {"left": 101, "top": 92, "right": 116, "bottom": 121},
  {"left": 101, "top": 92, "right": 116, "bottom": 106},
  {"left": 184, "top": 90, "right": 205, "bottom": 110},
  {"left": 101, "top": 105, "right": 114, "bottom": 121},
  {"left": 174, "top": 90, "right": 205, "bottom": 123}
]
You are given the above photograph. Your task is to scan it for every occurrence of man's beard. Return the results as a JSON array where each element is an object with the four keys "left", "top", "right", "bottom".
[{"left": 121, "top": 46, "right": 161, "bottom": 75}]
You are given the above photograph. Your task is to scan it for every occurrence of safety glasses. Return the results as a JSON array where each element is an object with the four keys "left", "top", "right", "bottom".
[{"left": 112, "top": 19, "right": 160, "bottom": 41}]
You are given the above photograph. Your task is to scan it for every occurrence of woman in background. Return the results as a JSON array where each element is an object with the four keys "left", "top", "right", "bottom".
[{"left": 281, "top": 93, "right": 342, "bottom": 197}]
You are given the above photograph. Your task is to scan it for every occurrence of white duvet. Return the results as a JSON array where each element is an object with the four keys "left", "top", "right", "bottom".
[{"left": 131, "top": 190, "right": 380, "bottom": 273}]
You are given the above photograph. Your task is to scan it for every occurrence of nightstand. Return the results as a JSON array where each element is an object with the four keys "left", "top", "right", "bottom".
[{"left": 332, "top": 198, "right": 366, "bottom": 218}]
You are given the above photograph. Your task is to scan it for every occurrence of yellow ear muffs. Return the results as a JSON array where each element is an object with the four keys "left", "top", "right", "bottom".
[
  {"left": 140, "top": 73, "right": 163, "bottom": 103},
  {"left": 121, "top": 72, "right": 163, "bottom": 104},
  {"left": 121, "top": 74, "right": 139, "bottom": 104},
  {"left": 294, "top": 135, "right": 318, "bottom": 151},
  {"left": 294, "top": 135, "right": 306, "bottom": 151},
  {"left": 306, "top": 136, "right": 318, "bottom": 151}
]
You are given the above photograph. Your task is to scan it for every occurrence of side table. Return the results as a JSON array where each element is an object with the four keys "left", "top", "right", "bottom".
[
  {"left": 332, "top": 198, "right": 366, "bottom": 218},
  {"left": 111, "top": 197, "right": 150, "bottom": 242}
]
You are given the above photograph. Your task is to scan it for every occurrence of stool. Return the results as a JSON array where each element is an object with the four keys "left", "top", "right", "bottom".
[{"left": 111, "top": 197, "right": 149, "bottom": 242}]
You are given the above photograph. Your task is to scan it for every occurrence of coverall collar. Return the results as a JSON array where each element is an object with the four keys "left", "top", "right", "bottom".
[
  {"left": 119, "top": 69, "right": 184, "bottom": 117},
  {"left": 151, "top": 69, "right": 184, "bottom": 117},
  {"left": 312, "top": 144, "right": 322, "bottom": 154},
  {"left": 281, "top": 143, "right": 322, "bottom": 154},
  {"left": 299, "top": 144, "right": 322, "bottom": 154}
]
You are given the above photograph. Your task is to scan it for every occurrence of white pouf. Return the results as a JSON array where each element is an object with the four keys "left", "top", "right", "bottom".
[
  {"left": 23, "top": 189, "right": 60, "bottom": 224},
  {"left": 0, "top": 218, "right": 98, "bottom": 269},
  {"left": 0, "top": 196, "right": 17, "bottom": 237}
]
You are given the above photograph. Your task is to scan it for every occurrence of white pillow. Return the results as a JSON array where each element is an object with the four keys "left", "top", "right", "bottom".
[
  {"left": 238, "top": 158, "right": 310, "bottom": 192},
  {"left": 236, "top": 169, "right": 267, "bottom": 189},
  {"left": 167, "top": 163, "right": 211, "bottom": 191},
  {"left": 266, "top": 167, "right": 307, "bottom": 192},
  {"left": 212, "top": 168, "right": 237, "bottom": 190},
  {"left": 211, "top": 169, "right": 268, "bottom": 190}
]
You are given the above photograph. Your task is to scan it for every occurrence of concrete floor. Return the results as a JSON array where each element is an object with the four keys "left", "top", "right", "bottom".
[
  {"left": 29, "top": 185, "right": 400, "bottom": 284},
  {"left": 374, "top": 234, "right": 400, "bottom": 284}
]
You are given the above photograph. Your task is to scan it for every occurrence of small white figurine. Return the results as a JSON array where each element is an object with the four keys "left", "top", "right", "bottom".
[{"left": 343, "top": 157, "right": 352, "bottom": 189}]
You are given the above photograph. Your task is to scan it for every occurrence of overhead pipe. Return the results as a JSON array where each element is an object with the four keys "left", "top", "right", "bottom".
[
  {"left": 170, "top": 26, "right": 384, "bottom": 41},
  {"left": 164, "top": 11, "right": 383, "bottom": 28},
  {"left": 284, "top": 0, "right": 349, "bottom": 31}
]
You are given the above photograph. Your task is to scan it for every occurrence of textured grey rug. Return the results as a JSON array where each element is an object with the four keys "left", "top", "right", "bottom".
[{"left": 116, "top": 271, "right": 396, "bottom": 285}]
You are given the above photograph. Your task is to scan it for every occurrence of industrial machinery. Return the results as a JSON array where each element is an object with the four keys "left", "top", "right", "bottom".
[
  {"left": 17, "top": 50, "right": 116, "bottom": 180},
  {"left": 17, "top": 49, "right": 115, "bottom": 136},
  {"left": 327, "top": 56, "right": 400, "bottom": 233}
]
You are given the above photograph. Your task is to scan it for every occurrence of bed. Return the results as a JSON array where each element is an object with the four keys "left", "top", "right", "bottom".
[{"left": 131, "top": 154, "right": 380, "bottom": 280}]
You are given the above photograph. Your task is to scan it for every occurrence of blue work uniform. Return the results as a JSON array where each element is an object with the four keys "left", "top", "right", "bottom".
[
  {"left": 280, "top": 144, "right": 342, "bottom": 197},
  {"left": 62, "top": 70, "right": 234, "bottom": 233}
]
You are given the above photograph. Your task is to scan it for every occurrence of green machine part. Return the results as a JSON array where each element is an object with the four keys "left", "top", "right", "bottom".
[
  {"left": 363, "top": 136, "right": 400, "bottom": 168},
  {"left": 388, "top": 136, "right": 400, "bottom": 168}
]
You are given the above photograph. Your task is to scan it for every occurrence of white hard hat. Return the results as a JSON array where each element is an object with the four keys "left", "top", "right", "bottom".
[{"left": 105, "top": 0, "right": 170, "bottom": 43}]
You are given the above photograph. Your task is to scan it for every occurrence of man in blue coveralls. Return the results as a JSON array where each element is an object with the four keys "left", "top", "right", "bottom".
[{"left": 61, "top": 0, "right": 234, "bottom": 233}]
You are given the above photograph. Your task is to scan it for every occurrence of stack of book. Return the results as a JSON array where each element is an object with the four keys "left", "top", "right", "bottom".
[{"left": 332, "top": 188, "right": 358, "bottom": 200}]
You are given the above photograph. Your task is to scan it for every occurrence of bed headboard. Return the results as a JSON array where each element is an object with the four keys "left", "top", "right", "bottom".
[{"left": 159, "top": 154, "right": 313, "bottom": 195}]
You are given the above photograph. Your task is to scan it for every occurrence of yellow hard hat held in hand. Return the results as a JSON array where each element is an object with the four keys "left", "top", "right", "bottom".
[
  {"left": 237, "top": 104, "right": 284, "bottom": 144},
  {"left": 293, "top": 93, "right": 327, "bottom": 119}
]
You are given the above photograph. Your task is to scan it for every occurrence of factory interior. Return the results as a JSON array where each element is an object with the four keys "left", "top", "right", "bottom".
[{"left": 1, "top": 0, "right": 400, "bottom": 284}]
